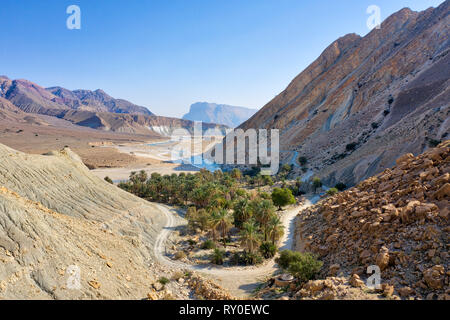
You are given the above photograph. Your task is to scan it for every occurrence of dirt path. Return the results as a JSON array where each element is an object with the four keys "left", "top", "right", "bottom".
[{"left": 153, "top": 200, "right": 312, "bottom": 298}]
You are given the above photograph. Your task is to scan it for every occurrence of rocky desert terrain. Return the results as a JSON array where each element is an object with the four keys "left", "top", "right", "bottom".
[{"left": 291, "top": 141, "right": 449, "bottom": 300}]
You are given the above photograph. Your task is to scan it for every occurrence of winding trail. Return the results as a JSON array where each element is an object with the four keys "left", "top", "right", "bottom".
[{"left": 153, "top": 200, "right": 312, "bottom": 298}]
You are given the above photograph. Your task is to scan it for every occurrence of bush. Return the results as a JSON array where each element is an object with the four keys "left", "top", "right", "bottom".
[
  {"left": 271, "top": 187, "right": 296, "bottom": 210},
  {"left": 334, "top": 182, "right": 347, "bottom": 191},
  {"left": 276, "top": 250, "right": 323, "bottom": 282},
  {"left": 259, "top": 242, "right": 277, "bottom": 259},
  {"left": 298, "top": 156, "right": 308, "bottom": 166},
  {"left": 104, "top": 176, "right": 113, "bottom": 184},
  {"left": 241, "top": 252, "right": 263, "bottom": 265},
  {"left": 346, "top": 142, "right": 358, "bottom": 151},
  {"left": 312, "top": 177, "right": 322, "bottom": 193},
  {"left": 326, "top": 188, "right": 339, "bottom": 196},
  {"left": 201, "top": 240, "right": 216, "bottom": 250},
  {"left": 276, "top": 250, "right": 299, "bottom": 269},
  {"left": 174, "top": 251, "right": 187, "bottom": 260},
  {"left": 287, "top": 253, "right": 323, "bottom": 282},
  {"left": 371, "top": 122, "right": 379, "bottom": 129},
  {"left": 211, "top": 248, "right": 225, "bottom": 265},
  {"left": 158, "top": 277, "right": 170, "bottom": 285}
]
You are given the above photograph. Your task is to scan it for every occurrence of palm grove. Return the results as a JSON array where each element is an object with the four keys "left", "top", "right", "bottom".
[{"left": 117, "top": 168, "right": 296, "bottom": 265}]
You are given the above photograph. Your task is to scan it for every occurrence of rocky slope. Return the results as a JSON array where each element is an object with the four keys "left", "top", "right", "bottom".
[
  {"left": 183, "top": 102, "right": 257, "bottom": 128},
  {"left": 0, "top": 97, "right": 47, "bottom": 125},
  {"left": 294, "top": 141, "right": 449, "bottom": 300},
  {"left": 240, "top": 2, "right": 449, "bottom": 187}
]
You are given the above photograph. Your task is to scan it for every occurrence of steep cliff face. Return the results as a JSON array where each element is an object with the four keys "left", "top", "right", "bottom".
[
  {"left": 240, "top": 2, "right": 450, "bottom": 186},
  {"left": 183, "top": 102, "right": 257, "bottom": 128}
]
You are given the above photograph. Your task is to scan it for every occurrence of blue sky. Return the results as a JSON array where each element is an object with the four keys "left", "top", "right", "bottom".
[{"left": 0, "top": 0, "right": 445, "bottom": 117}]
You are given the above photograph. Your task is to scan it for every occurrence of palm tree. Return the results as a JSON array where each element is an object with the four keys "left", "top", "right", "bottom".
[
  {"left": 254, "top": 199, "right": 275, "bottom": 241},
  {"left": 267, "top": 215, "right": 284, "bottom": 245},
  {"left": 240, "top": 220, "right": 261, "bottom": 254},
  {"left": 210, "top": 209, "right": 233, "bottom": 246}
]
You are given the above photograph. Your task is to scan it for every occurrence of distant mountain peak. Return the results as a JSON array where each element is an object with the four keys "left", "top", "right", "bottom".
[{"left": 183, "top": 102, "right": 257, "bottom": 128}]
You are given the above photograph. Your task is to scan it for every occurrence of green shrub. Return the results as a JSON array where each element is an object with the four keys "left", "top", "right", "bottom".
[
  {"left": 241, "top": 252, "right": 263, "bottom": 265},
  {"left": 174, "top": 251, "right": 187, "bottom": 260},
  {"left": 104, "top": 176, "right": 113, "bottom": 184},
  {"left": 326, "top": 188, "right": 339, "bottom": 196},
  {"left": 211, "top": 248, "right": 225, "bottom": 265},
  {"left": 287, "top": 253, "right": 323, "bottom": 282},
  {"left": 259, "top": 242, "right": 277, "bottom": 259},
  {"left": 276, "top": 250, "right": 323, "bottom": 282},
  {"left": 202, "top": 240, "right": 216, "bottom": 250},
  {"left": 272, "top": 187, "right": 296, "bottom": 210},
  {"left": 298, "top": 156, "right": 308, "bottom": 166},
  {"left": 334, "top": 182, "right": 347, "bottom": 191},
  {"left": 346, "top": 142, "right": 357, "bottom": 151},
  {"left": 158, "top": 277, "right": 170, "bottom": 285}
]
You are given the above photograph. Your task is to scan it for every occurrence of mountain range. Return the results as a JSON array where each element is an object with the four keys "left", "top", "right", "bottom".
[
  {"left": 240, "top": 1, "right": 449, "bottom": 187},
  {"left": 0, "top": 76, "right": 226, "bottom": 136},
  {"left": 183, "top": 102, "right": 257, "bottom": 128}
]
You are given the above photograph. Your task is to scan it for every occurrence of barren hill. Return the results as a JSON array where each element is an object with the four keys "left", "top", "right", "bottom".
[
  {"left": 0, "top": 143, "right": 168, "bottom": 299},
  {"left": 294, "top": 141, "right": 449, "bottom": 300},
  {"left": 240, "top": 2, "right": 450, "bottom": 187}
]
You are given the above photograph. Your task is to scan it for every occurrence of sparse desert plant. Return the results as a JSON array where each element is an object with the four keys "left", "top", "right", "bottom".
[
  {"left": 298, "top": 156, "right": 308, "bottom": 166},
  {"left": 211, "top": 248, "right": 225, "bottom": 265},
  {"left": 326, "top": 187, "right": 339, "bottom": 196},
  {"left": 334, "top": 182, "right": 347, "bottom": 191},
  {"left": 201, "top": 239, "right": 216, "bottom": 250},
  {"left": 241, "top": 251, "right": 263, "bottom": 265},
  {"left": 158, "top": 277, "right": 170, "bottom": 285},
  {"left": 287, "top": 253, "right": 323, "bottom": 282},
  {"left": 259, "top": 242, "right": 277, "bottom": 259},
  {"left": 104, "top": 176, "right": 113, "bottom": 184},
  {"left": 174, "top": 251, "right": 187, "bottom": 260},
  {"left": 312, "top": 177, "right": 322, "bottom": 193},
  {"left": 276, "top": 250, "right": 323, "bottom": 282}
]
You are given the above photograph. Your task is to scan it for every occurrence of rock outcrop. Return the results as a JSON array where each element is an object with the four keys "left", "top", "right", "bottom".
[
  {"left": 240, "top": 2, "right": 450, "bottom": 187},
  {"left": 295, "top": 141, "right": 450, "bottom": 300}
]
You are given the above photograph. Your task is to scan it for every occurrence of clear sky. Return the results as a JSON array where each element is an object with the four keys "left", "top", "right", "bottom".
[{"left": 0, "top": 0, "right": 445, "bottom": 117}]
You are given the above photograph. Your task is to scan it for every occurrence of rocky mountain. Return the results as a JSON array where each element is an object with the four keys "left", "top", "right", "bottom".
[
  {"left": 47, "top": 87, "right": 154, "bottom": 115},
  {"left": 0, "top": 97, "right": 47, "bottom": 125},
  {"left": 0, "top": 76, "right": 228, "bottom": 137},
  {"left": 0, "top": 76, "right": 153, "bottom": 116},
  {"left": 57, "top": 109, "right": 227, "bottom": 136},
  {"left": 294, "top": 141, "right": 449, "bottom": 300},
  {"left": 240, "top": 2, "right": 450, "bottom": 187},
  {"left": 183, "top": 102, "right": 257, "bottom": 128}
]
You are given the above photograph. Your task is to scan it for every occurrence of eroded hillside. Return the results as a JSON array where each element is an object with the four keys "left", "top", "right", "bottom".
[{"left": 240, "top": 2, "right": 450, "bottom": 187}]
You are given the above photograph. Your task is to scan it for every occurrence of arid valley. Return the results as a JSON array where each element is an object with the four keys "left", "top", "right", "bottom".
[{"left": 0, "top": 0, "right": 448, "bottom": 307}]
